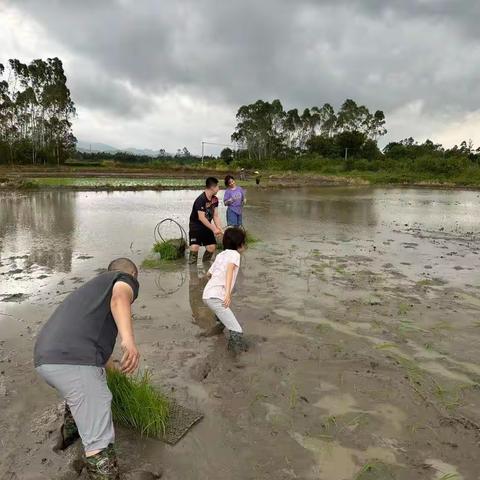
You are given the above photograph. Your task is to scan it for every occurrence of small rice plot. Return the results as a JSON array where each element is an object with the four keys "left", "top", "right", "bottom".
[
  {"left": 26, "top": 177, "right": 204, "bottom": 188},
  {"left": 107, "top": 368, "right": 203, "bottom": 444},
  {"left": 107, "top": 368, "right": 170, "bottom": 438},
  {"left": 143, "top": 218, "right": 187, "bottom": 267}
]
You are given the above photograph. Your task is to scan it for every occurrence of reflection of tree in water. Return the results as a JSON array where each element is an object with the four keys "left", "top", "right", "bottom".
[
  {"left": 258, "top": 191, "right": 378, "bottom": 229},
  {"left": 188, "top": 264, "right": 216, "bottom": 330},
  {"left": 0, "top": 191, "right": 75, "bottom": 272}
]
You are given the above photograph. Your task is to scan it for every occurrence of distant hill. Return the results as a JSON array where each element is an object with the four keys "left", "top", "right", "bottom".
[
  {"left": 77, "top": 141, "right": 118, "bottom": 153},
  {"left": 77, "top": 140, "right": 169, "bottom": 157}
]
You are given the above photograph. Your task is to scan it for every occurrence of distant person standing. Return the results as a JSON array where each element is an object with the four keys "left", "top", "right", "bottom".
[
  {"left": 189, "top": 177, "right": 224, "bottom": 264},
  {"left": 239, "top": 168, "right": 246, "bottom": 181},
  {"left": 223, "top": 175, "right": 245, "bottom": 227},
  {"left": 254, "top": 171, "right": 261, "bottom": 186}
]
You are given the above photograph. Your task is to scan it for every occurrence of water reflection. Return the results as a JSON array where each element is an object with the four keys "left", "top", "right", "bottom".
[
  {"left": 188, "top": 263, "right": 216, "bottom": 330},
  {"left": 0, "top": 192, "right": 75, "bottom": 272},
  {"left": 154, "top": 266, "right": 186, "bottom": 295},
  {"left": 248, "top": 188, "right": 379, "bottom": 239}
]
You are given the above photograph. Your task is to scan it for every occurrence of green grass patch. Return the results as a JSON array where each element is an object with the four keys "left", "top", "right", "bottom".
[
  {"left": 245, "top": 231, "right": 259, "bottom": 244},
  {"left": 107, "top": 368, "right": 170, "bottom": 437},
  {"left": 153, "top": 239, "right": 186, "bottom": 260},
  {"left": 143, "top": 239, "right": 186, "bottom": 268}
]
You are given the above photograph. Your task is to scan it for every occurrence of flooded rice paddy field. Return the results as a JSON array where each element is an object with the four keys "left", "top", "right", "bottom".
[{"left": 1, "top": 187, "right": 480, "bottom": 479}]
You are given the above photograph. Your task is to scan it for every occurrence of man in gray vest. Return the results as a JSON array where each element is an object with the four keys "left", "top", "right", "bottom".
[{"left": 34, "top": 258, "right": 140, "bottom": 479}]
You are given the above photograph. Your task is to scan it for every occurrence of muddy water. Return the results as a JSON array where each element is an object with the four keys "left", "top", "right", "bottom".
[{"left": 1, "top": 187, "right": 480, "bottom": 479}]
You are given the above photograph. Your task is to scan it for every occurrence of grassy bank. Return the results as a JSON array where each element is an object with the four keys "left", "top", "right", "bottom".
[{"left": 2, "top": 155, "right": 480, "bottom": 189}]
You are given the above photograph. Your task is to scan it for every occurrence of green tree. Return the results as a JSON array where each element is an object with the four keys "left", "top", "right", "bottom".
[
  {"left": 231, "top": 99, "right": 286, "bottom": 161},
  {"left": 0, "top": 57, "right": 76, "bottom": 165},
  {"left": 220, "top": 147, "right": 233, "bottom": 164}
]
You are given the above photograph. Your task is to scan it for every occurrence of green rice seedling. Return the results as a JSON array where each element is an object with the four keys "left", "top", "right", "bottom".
[
  {"left": 398, "top": 319, "right": 429, "bottom": 334},
  {"left": 334, "top": 265, "right": 347, "bottom": 275},
  {"left": 374, "top": 342, "right": 398, "bottom": 350},
  {"left": 407, "top": 422, "right": 438, "bottom": 437},
  {"left": 354, "top": 461, "right": 395, "bottom": 480},
  {"left": 394, "top": 355, "right": 424, "bottom": 386},
  {"left": 438, "top": 474, "right": 460, "bottom": 480},
  {"left": 432, "top": 380, "right": 472, "bottom": 411},
  {"left": 397, "top": 302, "right": 410, "bottom": 315},
  {"left": 315, "top": 323, "right": 332, "bottom": 334},
  {"left": 245, "top": 230, "right": 259, "bottom": 244},
  {"left": 289, "top": 384, "right": 298, "bottom": 409},
  {"left": 153, "top": 239, "right": 186, "bottom": 260},
  {"left": 416, "top": 279, "right": 435, "bottom": 287},
  {"left": 431, "top": 320, "right": 453, "bottom": 332},
  {"left": 107, "top": 368, "right": 170, "bottom": 437},
  {"left": 217, "top": 229, "right": 259, "bottom": 252}
]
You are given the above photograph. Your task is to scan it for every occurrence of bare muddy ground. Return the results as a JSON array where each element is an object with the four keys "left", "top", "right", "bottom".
[{"left": 1, "top": 187, "right": 479, "bottom": 479}]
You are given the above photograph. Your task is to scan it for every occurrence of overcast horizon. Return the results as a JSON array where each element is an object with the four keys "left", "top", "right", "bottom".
[{"left": 2, "top": 1, "right": 480, "bottom": 155}]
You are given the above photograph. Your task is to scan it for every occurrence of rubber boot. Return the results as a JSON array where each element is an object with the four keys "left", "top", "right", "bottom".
[
  {"left": 227, "top": 331, "right": 249, "bottom": 354},
  {"left": 188, "top": 250, "right": 198, "bottom": 264},
  {"left": 202, "top": 250, "right": 214, "bottom": 262},
  {"left": 85, "top": 444, "right": 120, "bottom": 479},
  {"left": 54, "top": 403, "right": 80, "bottom": 451}
]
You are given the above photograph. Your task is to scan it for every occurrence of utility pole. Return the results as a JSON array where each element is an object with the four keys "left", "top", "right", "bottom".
[
  {"left": 344, "top": 147, "right": 348, "bottom": 161},
  {"left": 200, "top": 140, "right": 237, "bottom": 165}
]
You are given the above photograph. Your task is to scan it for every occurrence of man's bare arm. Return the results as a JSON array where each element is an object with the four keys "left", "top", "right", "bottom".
[{"left": 110, "top": 281, "right": 139, "bottom": 374}]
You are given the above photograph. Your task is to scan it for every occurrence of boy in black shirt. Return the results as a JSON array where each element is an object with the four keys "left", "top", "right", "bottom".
[{"left": 189, "top": 177, "right": 224, "bottom": 263}]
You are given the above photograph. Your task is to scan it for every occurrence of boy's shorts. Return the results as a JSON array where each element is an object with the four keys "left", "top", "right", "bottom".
[
  {"left": 189, "top": 227, "right": 216, "bottom": 247},
  {"left": 36, "top": 364, "right": 114, "bottom": 453}
]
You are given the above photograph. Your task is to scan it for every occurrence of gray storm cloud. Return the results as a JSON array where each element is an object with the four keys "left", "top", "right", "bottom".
[{"left": 3, "top": 0, "right": 480, "bottom": 149}]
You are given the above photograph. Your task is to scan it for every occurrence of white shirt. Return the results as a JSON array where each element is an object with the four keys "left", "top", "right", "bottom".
[{"left": 202, "top": 250, "right": 241, "bottom": 300}]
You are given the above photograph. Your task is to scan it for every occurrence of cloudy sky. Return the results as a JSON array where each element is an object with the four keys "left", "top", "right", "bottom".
[{"left": 1, "top": 0, "right": 479, "bottom": 154}]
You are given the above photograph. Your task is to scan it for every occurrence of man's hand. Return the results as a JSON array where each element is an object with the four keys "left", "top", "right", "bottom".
[
  {"left": 214, "top": 227, "right": 223, "bottom": 236},
  {"left": 223, "top": 292, "right": 232, "bottom": 308},
  {"left": 120, "top": 337, "right": 140, "bottom": 374}
]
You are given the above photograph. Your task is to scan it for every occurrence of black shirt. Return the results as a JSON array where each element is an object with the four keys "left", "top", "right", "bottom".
[
  {"left": 34, "top": 271, "right": 139, "bottom": 367},
  {"left": 189, "top": 192, "right": 219, "bottom": 230}
]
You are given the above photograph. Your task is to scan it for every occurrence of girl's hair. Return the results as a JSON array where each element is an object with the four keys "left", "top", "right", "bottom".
[
  {"left": 223, "top": 227, "right": 246, "bottom": 250},
  {"left": 224, "top": 175, "right": 234, "bottom": 187}
]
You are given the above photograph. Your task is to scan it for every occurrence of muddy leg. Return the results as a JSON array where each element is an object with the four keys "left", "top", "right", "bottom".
[
  {"left": 85, "top": 444, "right": 120, "bottom": 479},
  {"left": 227, "top": 331, "right": 249, "bottom": 354},
  {"left": 188, "top": 250, "right": 198, "bottom": 264},
  {"left": 202, "top": 250, "right": 214, "bottom": 262},
  {"left": 54, "top": 402, "right": 80, "bottom": 451},
  {"left": 198, "top": 317, "right": 226, "bottom": 337}
]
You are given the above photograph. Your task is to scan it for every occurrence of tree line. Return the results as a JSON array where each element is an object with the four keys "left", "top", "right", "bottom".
[
  {"left": 226, "top": 99, "right": 480, "bottom": 181},
  {"left": 2, "top": 57, "right": 479, "bottom": 183},
  {"left": 0, "top": 58, "right": 76, "bottom": 165},
  {"left": 231, "top": 98, "right": 387, "bottom": 161}
]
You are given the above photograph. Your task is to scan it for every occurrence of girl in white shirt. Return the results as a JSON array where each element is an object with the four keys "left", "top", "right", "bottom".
[{"left": 202, "top": 227, "right": 248, "bottom": 353}]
